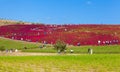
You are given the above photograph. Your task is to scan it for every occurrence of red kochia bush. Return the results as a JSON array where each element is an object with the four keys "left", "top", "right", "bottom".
[{"left": 0, "top": 24, "right": 120, "bottom": 46}]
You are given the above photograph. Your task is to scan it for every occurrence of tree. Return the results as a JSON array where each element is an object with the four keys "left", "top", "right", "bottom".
[{"left": 54, "top": 40, "right": 67, "bottom": 53}]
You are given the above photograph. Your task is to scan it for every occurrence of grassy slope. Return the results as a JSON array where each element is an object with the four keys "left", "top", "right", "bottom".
[
  {"left": 0, "top": 37, "right": 41, "bottom": 50},
  {"left": 22, "top": 45, "right": 120, "bottom": 54},
  {"left": 68, "top": 45, "right": 120, "bottom": 54},
  {"left": 0, "top": 37, "right": 120, "bottom": 53},
  {"left": 0, "top": 54, "right": 120, "bottom": 72}
]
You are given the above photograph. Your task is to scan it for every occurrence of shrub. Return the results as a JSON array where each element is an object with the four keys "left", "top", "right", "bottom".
[
  {"left": 54, "top": 40, "right": 67, "bottom": 53},
  {"left": 0, "top": 46, "right": 5, "bottom": 51}
]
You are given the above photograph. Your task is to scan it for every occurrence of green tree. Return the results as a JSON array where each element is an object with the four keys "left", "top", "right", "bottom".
[{"left": 54, "top": 40, "right": 67, "bottom": 53}]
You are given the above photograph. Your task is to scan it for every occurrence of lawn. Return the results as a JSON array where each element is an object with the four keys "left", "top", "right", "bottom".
[
  {"left": 0, "top": 37, "right": 42, "bottom": 50},
  {"left": 0, "top": 36, "right": 120, "bottom": 72},
  {"left": 0, "top": 37, "right": 120, "bottom": 54},
  {"left": 22, "top": 45, "right": 120, "bottom": 54},
  {"left": 0, "top": 54, "right": 120, "bottom": 72}
]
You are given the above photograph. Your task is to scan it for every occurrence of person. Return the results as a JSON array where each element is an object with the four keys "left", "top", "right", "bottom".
[
  {"left": 5, "top": 49, "right": 8, "bottom": 53},
  {"left": 70, "top": 49, "right": 74, "bottom": 53},
  {"left": 77, "top": 42, "right": 80, "bottom": 46},
  {"left": 88, "top": 48, "right": 90, "bottom": 54},
  {"left": 116, "top": 40, "right": 119, "bottom": 44},
  {"left": 64, "top": 28, "right": 67, "bottom": 31},
  {"left": 9, "top": 49, "right": 13, "bottom": 53},
  {"left": 15, "top": 49, "right": 18, "bottom": 52},
  {"left": 90, "top": 48, "right": 93, "bottom": 54},
  {"left": 88, "top": 48, "right": 93, "bottom": 54},
  {"left": 39, "top": 45, "right": 43, "bottom": 48},
  {"left": 103, "top": 41, "right": 105, "bottom": 45},
  {"left": 98, "top": 40, "right": 101, "bottom": 45}
]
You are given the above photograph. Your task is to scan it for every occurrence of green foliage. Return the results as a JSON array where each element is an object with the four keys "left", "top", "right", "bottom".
[
  {"left": 54, "top": 40, "right": 67, "bottom": 53},
  {"left": 0, "top": 46, "right": 5, "bottom": 51}
]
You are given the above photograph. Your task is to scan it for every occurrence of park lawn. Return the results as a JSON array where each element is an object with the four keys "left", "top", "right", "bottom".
[
  {"left": 0, "top": 37, "right": 42, "bottom": 50},
  {"left": 0, "top": 37, "right": 120, "bottom": 54},
  {"left": 22, "top": 45, "right": 120, "bottom": 54},
  {"left": 0, "top": 54, "right": 120, "bottom": 72}
]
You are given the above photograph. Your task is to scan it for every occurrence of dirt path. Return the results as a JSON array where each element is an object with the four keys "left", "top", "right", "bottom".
[
  {"left": 0, "top": 52, "right": 82, "bottom": 56},
  {"left": 0, "top": 52, "right": 57, "bottom": 56}
]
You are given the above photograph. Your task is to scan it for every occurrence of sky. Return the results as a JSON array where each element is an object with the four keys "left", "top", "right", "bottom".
[{"left": 0, "top": 0, "right": 120, "bottom": 24}]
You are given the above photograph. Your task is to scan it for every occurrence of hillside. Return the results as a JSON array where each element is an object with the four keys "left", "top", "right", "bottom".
[
  {"left": 0, "top": 37, "right": 41, "bottom": 50},
  {"left": 0, "top": 19, "right": 31, "bottom": 26},
  {"left": 0, "top": 24, "right": 120, "bottom": 45}
]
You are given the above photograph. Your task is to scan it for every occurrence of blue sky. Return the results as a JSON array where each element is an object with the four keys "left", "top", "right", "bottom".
[{"left": 0, "top": 0, "right": 120, "bottom": 24}]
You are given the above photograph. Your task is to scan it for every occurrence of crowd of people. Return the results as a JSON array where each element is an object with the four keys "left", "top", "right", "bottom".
[{"left": 98, "top": 40, "right": 119, "bottom": 45}]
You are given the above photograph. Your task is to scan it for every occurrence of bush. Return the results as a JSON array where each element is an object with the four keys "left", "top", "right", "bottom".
[
  {"left": 0, "top": 46, "right": 5, "bottom": 51},
  {"left": 54, "top": 40, "right": 67, "bottom": 53}
]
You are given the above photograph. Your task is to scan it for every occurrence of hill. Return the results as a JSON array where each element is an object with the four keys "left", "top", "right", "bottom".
[
  {"left": 0, "top": 24, "right": 120, "bottom": 45},
  {"left": 0, "top": 37, "right": 41, "bottom": 50},
  {"left": 0, "top": 19, "right": 31, "bottom": 26}
]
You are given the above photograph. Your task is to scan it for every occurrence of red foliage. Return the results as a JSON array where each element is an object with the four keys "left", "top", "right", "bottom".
[{"left": 0, "top": 24, "right": 120, "bottom": 46}]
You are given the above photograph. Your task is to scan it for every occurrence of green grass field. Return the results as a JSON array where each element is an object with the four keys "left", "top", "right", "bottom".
[
  {"left": 22, "top": 45, "right": 120, "bottom": 54},
  {"left": 0, "top": 37, "right": 120, "bottom": 72},
  {"left": 0, "top": 37, "right": 42, "bottom": 50},
  {"left": 0, "top": 54, "right": 120, "bottom": 72},
  {"left": 1, "top": 37, "right": 120, "bottom": 54}
]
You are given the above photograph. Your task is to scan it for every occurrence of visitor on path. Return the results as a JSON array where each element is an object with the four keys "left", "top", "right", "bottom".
[
  {"left": 15, "top": 49, "right": 18, "bottom": 52},
  {"left": 70, "top": 49, "right": 74, "bottom": 53},
  {"left": 88, "top": 48, "right": 93, "bottom": 54},
  {"left": 5, "top": 49, "right": 8, "bottom": 53}
]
